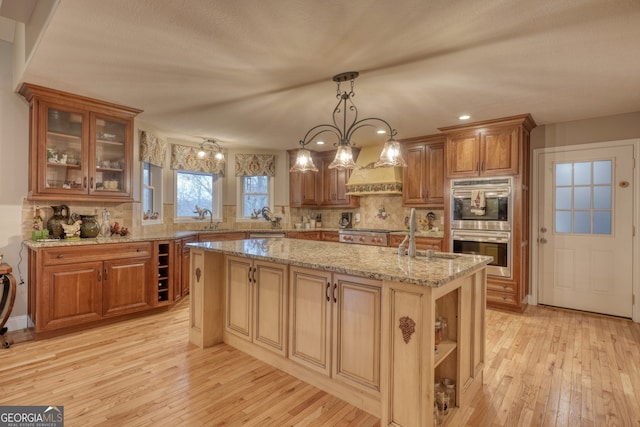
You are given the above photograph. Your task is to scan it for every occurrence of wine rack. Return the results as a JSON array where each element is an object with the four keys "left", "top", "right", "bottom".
[{"left": 154, "top": 241, "right": 174, "bottom": 306}]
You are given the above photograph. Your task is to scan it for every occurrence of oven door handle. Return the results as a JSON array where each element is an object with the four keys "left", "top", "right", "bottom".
[
  {"left": 451, "top": 189, "right": 510, "bottom": 199},
  {"left": 452, "top": 234, "right": 510, "bottom": 243}
]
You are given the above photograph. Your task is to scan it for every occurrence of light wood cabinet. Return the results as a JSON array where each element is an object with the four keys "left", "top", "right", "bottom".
[
  {"left": 29, "top": 242, "right": 153, "bottom": 334},
  {"left": 317, "top": 150, "right": 360, "bottom": 207},
  {"left": 102, "top": 256, "right": 154, "bottom": 317},
  {"left": 289, "top": 266, "right": 382, "bottom": 394},
  {"left": 389, "top": 234, "right": 443, "bottom": 251},
  {"left": 198, "top": 232, "right": 247, "bottom": 242},
  {"left": 441, "top": 114, "right": 536, "bottom": 312},
  {"left": 19, "top": 83, "right": 141, "bottom": 202},
  {"left": 441, "top": 119, "right": 523, "bottom": 178},
  {"left": 226, "top": 256, "right": 288, "bottom": 356},
  {"left": 175, "top": 235, "right": 197, "bottom": 301},
  {"left": 321, "top": 231, "right": 340, "bottom": 242},
  {"left": 288, "top": 150, "right": 319, "bottom": 207},
  {"left": 400, "top": 135, "right": 445, "bottom": 206},
  {"left": 285, "top": 231, "right": 321, "bottom": 240},
  {"left": 288, "top": 148, "right": 359, "bottom": 208},
  {"left": 39, "top": 261, "right": 104, "bottom": 331}
]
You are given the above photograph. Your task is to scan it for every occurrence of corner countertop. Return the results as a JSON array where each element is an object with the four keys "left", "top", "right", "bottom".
[{"left": 188, "top": 238, "right": 490, "bottom": 288}]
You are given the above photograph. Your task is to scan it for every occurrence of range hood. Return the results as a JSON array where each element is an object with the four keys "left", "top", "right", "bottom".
[{"left": 345, "top": 145, "right": 403, "bottom": 195}]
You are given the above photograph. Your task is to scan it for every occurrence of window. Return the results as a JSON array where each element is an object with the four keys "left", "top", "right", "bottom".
[
  {"left": 175, "top": 170, "right": 222, "bottom": 221},
  {"left": 142, "top": 162, "right": 162, "bottom": 223},
  {"left": 554, "top": 160, "right": 612, "bottom": 235},
  {"left": 237, "top": 176, "right": 273, "bottom": 220}
]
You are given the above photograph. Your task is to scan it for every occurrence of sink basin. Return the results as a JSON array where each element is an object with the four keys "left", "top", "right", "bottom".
[{"left": 396, "top": 250, "right": 461, "bottom": 259}]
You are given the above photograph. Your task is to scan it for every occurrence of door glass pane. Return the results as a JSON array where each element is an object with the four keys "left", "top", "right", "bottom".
[
  {"left": 573, "top": 162, "right": 591, "bottom": 185},
  {"left": 593, "top": 211, "right": 612, "bottom": 234},
  {"left": 95, "top": 118, "right": 126, "bottom": 192},
  {"left": 593, "top": 160, "right": 611, "bottom": 185},
  {"left": 45, "top": 107, "right": 84, "bottom": 189},
  {"left": 593, "top": 186, "right": 611, "bottom": 209},
  {"left": 555, "top": 163, "right": 572, "bottom": 186},
  {"left": 573, "top": 187, "right": 591, "bottom": 210},
  {"left": 573, "top": 211, "right": 591, "bottom": 234},
  {"left": 555, "top": 188, "right": 572, "bottom": 210},
  {"left": 553, "top": 159, "right": 612, "bottom": 236},
  {"left": 555, "top": 211, "right": 572, "bottom": 233}
]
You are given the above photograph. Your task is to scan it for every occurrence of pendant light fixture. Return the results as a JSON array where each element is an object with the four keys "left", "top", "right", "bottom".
[
  {"left": 290, "top": 71, "right": 406, "bottom": 173},
  {"left": 197, "top": 138, "right": 225, "bottom": 161}
]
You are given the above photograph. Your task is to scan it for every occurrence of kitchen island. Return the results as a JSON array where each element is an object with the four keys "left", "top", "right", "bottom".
[{"left": 188, "top": 238, "right": 490, "bottom": 427}]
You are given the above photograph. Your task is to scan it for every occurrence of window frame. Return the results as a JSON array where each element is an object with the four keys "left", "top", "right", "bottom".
[
  {"left": 236, "top": 175, "right": 274, "bottom": 222},
  {"left": 173, "top": 169, "right": 223, "bottom": 224},
  {"left": 142, "top": 162, "right": 163, "bottom": 225}
]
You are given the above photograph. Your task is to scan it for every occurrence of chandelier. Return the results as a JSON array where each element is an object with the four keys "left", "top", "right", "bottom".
[
  {"left": 290, "top": 71, "right": 406, "bottom": 173},
  {"left": 197, "top": 139, "right": 225, "bottom": 161}
]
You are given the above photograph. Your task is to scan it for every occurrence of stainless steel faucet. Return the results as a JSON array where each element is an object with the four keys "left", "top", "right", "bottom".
[
  {"left": 200, "top": 208, "right": 215, "bottom": 229},
  {"left": 408, "top": 208, "right": 417, "bottom": 258}
]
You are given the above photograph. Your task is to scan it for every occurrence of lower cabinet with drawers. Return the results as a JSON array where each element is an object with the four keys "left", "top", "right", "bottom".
[
  {"left": 389, "top": 234, "right": 443, "bottom": 251},
  {"left": 28, "top": 242, "right": 158, "bottom": 336}
]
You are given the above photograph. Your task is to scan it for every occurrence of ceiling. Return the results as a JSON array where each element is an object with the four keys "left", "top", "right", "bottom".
[{"left": 5, "top": 0, "right": 640, "bottom": 151}]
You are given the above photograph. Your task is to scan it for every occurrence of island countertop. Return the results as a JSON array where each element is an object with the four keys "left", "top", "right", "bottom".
[{"left": 188, "top": 238, "right": 491, "bottom": 287}]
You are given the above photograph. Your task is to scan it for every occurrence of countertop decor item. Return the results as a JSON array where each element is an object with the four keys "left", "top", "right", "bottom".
[
  {"left": 291, "top": 71, "right": 406, "bottom": 171},
  {"left": 47, "top": 205, "right": 71, "bottom": 239},
  {"left": 79, "top": 215, "right": 100, "bottom": 238}
]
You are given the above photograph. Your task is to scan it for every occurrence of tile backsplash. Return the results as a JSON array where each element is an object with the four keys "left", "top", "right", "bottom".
[{"left": 22, "top": 195, "right": 444, "bottom": 240}]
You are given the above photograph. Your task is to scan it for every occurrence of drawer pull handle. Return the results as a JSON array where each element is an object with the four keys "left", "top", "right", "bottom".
[
  {"left": 326, "top": 282, "right": 330, "bottom": 302},
  {"left": 333, "top": 283, "right": 337, "bottom": 303},
  {"left": 57, "top": 254, "right": 64, "bottom": 259},
  {"left": 137, "top": 248, "right": 142, "bottom": 252},
  {"left": 502, "top": 285, "right": 507, "bottom": 289}
]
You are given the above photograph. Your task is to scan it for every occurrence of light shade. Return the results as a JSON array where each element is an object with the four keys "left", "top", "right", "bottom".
[
  {"left": 290, "top": 148, "right": 318, "bottom": 172},
  {"left": 328, "top": 145, "right": 357, "bottom": 169},
  {"left": 374, "top": 138, "right": 407, "bottom": 167}
]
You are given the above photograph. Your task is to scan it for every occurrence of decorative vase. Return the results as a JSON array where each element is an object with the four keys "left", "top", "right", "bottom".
[
  {"left": 47, "top": 205, "right": 70, "bottom": 239},
  {"left": 80, "top": 215, "right": 100, "bottom": 238}
]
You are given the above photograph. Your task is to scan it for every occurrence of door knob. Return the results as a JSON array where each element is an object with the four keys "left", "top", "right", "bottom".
[
  {"left": 539, "top": 237, "right": 547, "bottom": 244},
  {"left": 540, "top": 227, "right": 547, "bottom": 233}
]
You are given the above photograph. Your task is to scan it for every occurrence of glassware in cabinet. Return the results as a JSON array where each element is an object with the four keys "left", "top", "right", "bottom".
[{"left": 92, "top": 116, "right": 128, "bottom": 194}]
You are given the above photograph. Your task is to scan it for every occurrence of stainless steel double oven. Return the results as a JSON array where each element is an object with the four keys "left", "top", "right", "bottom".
[{"left": 450, "top": 177, "right": 513, "bottom": 278}]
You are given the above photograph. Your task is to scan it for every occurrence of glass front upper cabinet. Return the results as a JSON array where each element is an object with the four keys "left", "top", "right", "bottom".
[{"left": 20, "top": 83, "right": 142, "bottom": 201}]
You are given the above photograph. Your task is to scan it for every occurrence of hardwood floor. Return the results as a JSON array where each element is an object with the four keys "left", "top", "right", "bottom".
[{"left": 1, "top": 301, "right": 639, "bottom": 426}]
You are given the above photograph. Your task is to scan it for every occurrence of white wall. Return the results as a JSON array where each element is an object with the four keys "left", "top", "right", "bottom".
[
  {"left": 531, "top": 111, "right": 640, "bottom": 149},
  {"left": 0, "top": 40, "right": 30, "bottom": 329}
]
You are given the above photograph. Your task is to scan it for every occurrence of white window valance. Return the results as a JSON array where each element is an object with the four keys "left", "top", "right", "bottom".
[
  {"left": 171, "top": 144, "right": 225, "bottom": 175},
  {"left": 235, "top": 154, "right": 276, "bottom": 177},
  {"left": 139, "top": 130, "right": 168, "bottom": 167}
]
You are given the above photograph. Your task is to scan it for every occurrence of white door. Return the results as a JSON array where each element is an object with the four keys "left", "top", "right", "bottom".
[{"left": 537, "top": 145, "right": 634, "bottom": 317}]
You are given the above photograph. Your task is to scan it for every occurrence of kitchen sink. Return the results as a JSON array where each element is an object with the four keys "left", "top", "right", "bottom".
[{"left": 396, "top": 250, "right": 461, "bottom": 259}]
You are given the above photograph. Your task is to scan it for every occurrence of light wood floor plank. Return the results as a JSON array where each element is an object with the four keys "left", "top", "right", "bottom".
[{"left": 2, "top": 300, "right": 640, "bottom": 426}]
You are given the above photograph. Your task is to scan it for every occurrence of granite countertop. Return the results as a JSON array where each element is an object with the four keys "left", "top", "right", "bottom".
[
  {"left": 189, "top": 238, "right": 490, "bottom": 288},
  {"left": 23, "top": 226, "right": 445, "bottom": 249}
]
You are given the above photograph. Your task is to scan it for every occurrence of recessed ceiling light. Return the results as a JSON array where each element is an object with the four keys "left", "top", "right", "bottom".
[
  {"left": 316, "top": 140, "right": 325, "bottom": 145},
  {"left": 458, "top": 115, "right": 471, "bottom": 120}
]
